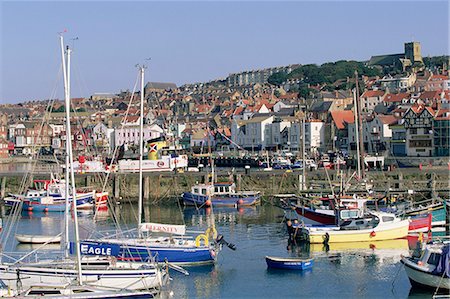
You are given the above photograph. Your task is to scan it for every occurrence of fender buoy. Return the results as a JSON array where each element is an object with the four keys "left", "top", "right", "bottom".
[
  {"left": 237, "top": 199, "right": 244, "bottom": 205},
  {"left": 43, "top": 208, "right": 49, "bottom": 212},
  {"left": 27, "top": 207, "right": 33, "bottom": 211},
  {"left": 370, "top": 231, "right": 376, "bottom": 237},
  {"left": 206, "top": 227, "right": 218, "bottom": 240},
  {"left": 205, "top": 199, "right": 212, "bottom": 207},
  {"left": 195, "top": 234, "right": 209, "bottom": 247}
]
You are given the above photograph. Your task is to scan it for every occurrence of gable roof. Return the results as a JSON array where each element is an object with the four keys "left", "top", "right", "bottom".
[
  {"left": 377, "top": 115, "right": 398, "bottom": 125},
  {"left": 361, "top": 90, "right": 385, "bottom": 98},
  {"left": 310, "top": 101, "right": 332, "bottom": 113},
  {"left": 384, "top": 93, "right": 410, "bottom": 103},
  {"left": 331, "top": 110, "right": 354, "bottom": 130}
]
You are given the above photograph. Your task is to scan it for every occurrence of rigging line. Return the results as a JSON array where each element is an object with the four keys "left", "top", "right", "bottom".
[
  {"left": 101, "top": 70, "right": 140, "bottom": 193},
  {"left": 2, "top": 65, "right": 63, "bottom": 247},
  {"left": 99, "top": 70, "right": 141, "bottom": 233}
]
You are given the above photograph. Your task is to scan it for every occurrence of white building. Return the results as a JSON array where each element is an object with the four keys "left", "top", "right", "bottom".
[
  {"left": 92, "top": 123, "right": 115, "bottom": 152},
  {"left": 379, "top": 73, "right": 417, "bottom": 93},
  {"left": 114, "top": 124, "right": 164, "bottom": 147},
  {"left": 287, "top": 120, "right": 325, "bottom": 153},
  {"left": 231, "top": 116, "right": 274, "bottom": 150}
]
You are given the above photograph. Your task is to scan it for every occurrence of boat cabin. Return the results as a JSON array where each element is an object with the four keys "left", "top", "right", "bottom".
[
  {"left": 339, "top": 211, "right": 398, "bottom": 230},
  {"left": 190, "top": 183, "right": 236, "bottom": 196}
]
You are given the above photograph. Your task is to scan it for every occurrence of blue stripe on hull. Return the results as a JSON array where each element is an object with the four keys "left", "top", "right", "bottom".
[
  {"left": 81, "top": 241, "right": 215, "bottom": 265},
  {"left": 22, "top": 197, "right": 92, "bottom": 212},
  {"left": 182, "top": 192, "right": 259, "bottom": 207},
  {"left": 265, "top": 258, "right": 314, "bottom": 270}
]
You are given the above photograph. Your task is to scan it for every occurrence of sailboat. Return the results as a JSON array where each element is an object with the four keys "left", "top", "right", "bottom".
[
  {"left": 82, "top": 65, "right": 232, "bottom": 265},
  {"left": 0, "top": 34, "right": 167, "bottom": 296}
]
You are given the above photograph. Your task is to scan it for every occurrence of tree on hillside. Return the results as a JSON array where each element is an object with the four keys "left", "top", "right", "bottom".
[{"left": 268, "top": 71, "right": 288, "bottom": 86}]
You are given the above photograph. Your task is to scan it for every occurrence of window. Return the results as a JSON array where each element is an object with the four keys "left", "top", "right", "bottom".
[
  {"left": 194, "top": 188, "right": 199, "bottom": 194},
  {"left": 201, "top": 188, "right": 207, "bottom": 195},
  {"left": 382, "top": 216, "right": 394, "bottom": 222},
  {"left": 410, "top": 128, "right": 417, "bottom": 135}
]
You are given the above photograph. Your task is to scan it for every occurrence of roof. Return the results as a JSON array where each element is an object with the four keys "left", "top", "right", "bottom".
[
  {"left": 321, "top": 90, "right": 352, "bottom": 100},
  {"left": 310, "top": 101, "right": 332, "bottom": 113},
  {"left": 368, "top": 53, "right": 404, "bottom": 66},
  {"left": 434, "top": 109, "right": 450, "bottom": 120},
  {"left": 377, "top": 115, "right": 397, "bottom": 125},
  {"left": 429, "top": 75, "right": 449, "bottom": 81},
  {"left": 236, "top": 115, "right": 273, "bottom": 126},
  {"left": 384, "top": 93, "right": 410, "bottom": 103},
  {"left": 233, "top": 107, "right": 244, "bottom": 116},
  {"left": 419, "top": 91, "right": 440, "bottom": 100},
  {"left": 361, "top": 90, "right": 385, "bottom": 98},
  {"left": 145, "top": 82, "right": 177, "bottom": 90},
  {"left": 409, "top": 105, "right": 435, "bottom": 116},
  {"left": 331, "top": 110, "right": 354, "bottom": 130}
]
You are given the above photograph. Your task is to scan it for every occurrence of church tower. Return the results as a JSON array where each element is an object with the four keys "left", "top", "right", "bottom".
[{"left": 404, "top": 41, "right": 423, "bottom": 64}]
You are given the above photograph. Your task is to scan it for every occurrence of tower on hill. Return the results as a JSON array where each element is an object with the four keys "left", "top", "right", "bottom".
[{"left": 404, "top": 41, "right": 423, "bottom": 64}]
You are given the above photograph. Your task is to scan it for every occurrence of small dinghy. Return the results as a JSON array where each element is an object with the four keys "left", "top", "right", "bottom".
[
  {"left": 15, "top": 234, "right": 62, "bottom": 244},
  {"left": 265, "top": 256, "right": 313, "bottom": 270}
]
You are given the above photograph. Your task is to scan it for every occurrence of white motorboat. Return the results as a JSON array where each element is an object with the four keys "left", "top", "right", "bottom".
[
  {"left": 15, "top": 234, "right": 62, "bottom": 244},
  {"left": 401, "top": 241, "right": 450, "bottom": 291}
]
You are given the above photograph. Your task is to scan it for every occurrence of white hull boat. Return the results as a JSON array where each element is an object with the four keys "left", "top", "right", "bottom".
[
  {"left": 15, "top": 234, "right": 62, "bottom": 244},
  {"left": 401, "top": 241, "right": 450, "bottom": 291}
]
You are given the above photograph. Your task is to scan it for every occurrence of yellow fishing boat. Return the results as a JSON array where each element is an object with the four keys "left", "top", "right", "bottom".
[{"left": 305, "top": 211, "right": 409, "bottom": 244}]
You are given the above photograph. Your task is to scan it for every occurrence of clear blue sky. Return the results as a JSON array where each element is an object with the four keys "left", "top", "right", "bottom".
[{"left": 1, "top": 1, "right": 449, "bottom": 103}]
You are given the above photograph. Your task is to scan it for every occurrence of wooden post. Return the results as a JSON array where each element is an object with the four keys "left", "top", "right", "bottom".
[
  {"left": 397, "top": 173, "right": 403, "bottom": 190},
  {"left": 85, "top": 175, "right": 92, "bottom": 188},
  {"left": 113, "top": 174, "right": 120, "bottom": 200},
  {"left": 0, "top": 177, "right": 6, "bottom": 199},
  {"left": 237, "top": 174, "right": 242, "bottom": 191},
  {"left": 144, "top": 176, "right": 150, "bottom": 202}
]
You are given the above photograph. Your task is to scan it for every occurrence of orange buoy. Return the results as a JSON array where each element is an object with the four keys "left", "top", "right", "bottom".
[
  {"left": 237, "top": 199, "right": 244, "bottom": 205},
  {"left": 205, "top": 199, "right": 212, "bottom": 206},
  {"left": 370, "top": 231, "right": 376, "bottom": 237},
  {"left": 27, "top": 207, "right": 33, "bottom": 211}
]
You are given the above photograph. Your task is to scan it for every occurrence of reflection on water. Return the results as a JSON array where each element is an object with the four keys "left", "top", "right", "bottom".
[{"left": 1, "top": 203, "right": 438, "bottom": 298}]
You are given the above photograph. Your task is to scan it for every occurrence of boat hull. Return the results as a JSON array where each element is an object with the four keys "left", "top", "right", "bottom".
[
  {"left": 408, "top": 213, "right": 432, "bottom": 233},
  {"left": 405, "top": 204, "right": 446, "bottom": 227},
  {"left": 15, "top": 234, "right": 62, "bottom": 244},
  {"left": 82, "top": 240, "right": 217, "bottom": 265},
  {"left": 401, "top": 257, "right": 450, "bottom": 290},
  {"left": 307, "top": 220, "right": 409, "bottom": 243},
  {"left": 265, "top": 256, "right": 313, "bottom": 270},
  {"left": 294, "top": 206, "right": 336, "bottom": 225},
  {"left": 0, "top": 264, "right": 165, "bottom": 292},
  {"left": 182, "top": 192, "right": 260, "bottom": 207}
]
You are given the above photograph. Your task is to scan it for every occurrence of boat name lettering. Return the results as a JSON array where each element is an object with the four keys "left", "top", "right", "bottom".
[{"left": 70, "top": 242, "right": 120, "bottom": 256}]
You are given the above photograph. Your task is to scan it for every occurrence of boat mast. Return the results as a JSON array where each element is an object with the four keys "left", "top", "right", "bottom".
[
  {"left": 301, "top": 105, "right": 306, "bottom": 191},
  {"left": 138, "top": 65, "right": 145, "bottom": 228},
  {"left": 60, "top": 34, "right": 70, "bottom": 259},
  {"left": 61, "top": 35, "right": 83, "bottom": 284},
  {"left": 355, "top": 70, "right": 365, "bottom": 179},
  {"left": 353, "top": 84, "right": 361, "bottom": 180}
]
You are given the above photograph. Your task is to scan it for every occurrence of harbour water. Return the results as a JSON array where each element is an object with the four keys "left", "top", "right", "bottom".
[{"left": 0, "top": 204, "right": 441, "bottom": 298}]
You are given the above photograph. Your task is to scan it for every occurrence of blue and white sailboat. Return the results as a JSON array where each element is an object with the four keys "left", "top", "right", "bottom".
[
  {"left": 82, "top": 65, "right": 228, "bottom": 266},
  {"left": 0, "top": 35, "right": 167, "bottom": 297}
]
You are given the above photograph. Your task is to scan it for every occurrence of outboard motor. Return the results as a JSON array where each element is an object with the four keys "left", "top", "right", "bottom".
[{"left": 215, "top": 234, "right": 237, "bottom": 251}]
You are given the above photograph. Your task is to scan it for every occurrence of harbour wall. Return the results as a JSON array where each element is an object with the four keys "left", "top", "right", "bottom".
[{"left": 1, "top": 166, "right": 448, "bottom": 204}]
